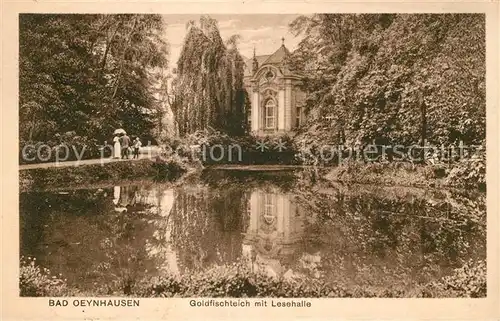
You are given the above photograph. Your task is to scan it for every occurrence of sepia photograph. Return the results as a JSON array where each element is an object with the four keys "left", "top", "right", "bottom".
[{"left": 15, "top": 12, "right": 489, "bottom": 303}]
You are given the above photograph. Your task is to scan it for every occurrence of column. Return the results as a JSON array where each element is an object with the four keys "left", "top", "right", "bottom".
[
  {"left": 276, "top": 194, "right": 284, "bottom": 235},
  {"left": 282, "top": 195, "right": 291, "bottom": 240},
  {"left": 248, "top": 191, "right": 259, "bottom": 233},
  {"left": 251, "top": 90, "right": 259, "bottom": 132},
  {"left": 285, "top": 80, "right": 292, "bottom": 131}
]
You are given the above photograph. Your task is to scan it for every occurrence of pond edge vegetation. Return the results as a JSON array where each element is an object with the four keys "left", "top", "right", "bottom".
[{"left": 20, "top": 256, "right": 486, "bottom": 298}]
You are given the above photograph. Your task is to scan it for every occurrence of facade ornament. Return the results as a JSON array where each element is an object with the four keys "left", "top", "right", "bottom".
[{"left": 252, "top": 46, "right": 259, "bottom": 75}]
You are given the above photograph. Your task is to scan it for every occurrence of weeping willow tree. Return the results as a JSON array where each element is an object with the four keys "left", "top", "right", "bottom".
[{"left": 172, "top": 16, "right": 248, "bottom": 136}]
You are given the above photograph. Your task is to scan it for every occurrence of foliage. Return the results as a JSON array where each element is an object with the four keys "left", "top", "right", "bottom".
[
  {"left": 19, "top": 131, "right": 106, "bottom": 165},
  {"left": 417, "top": 259, "right": 486, "bottom": 297},
  {"left": 152, "top": 154, "right": 190, "bottom": 180},
  {"left": 179, "top": 128, "right": 298, "bottom": 165},
  {"left": 20, "top": 256, "right": 71, "bottom": 297},
  {"left": 446, "top": 148, "right": 486, "bottom": 189},
  {"left": 139, "top": 258, "right": 486, "bottom": 298},
  {"left": 20, "top": 256, "right": 486, "bottom": 298},
  {"left": 19, "top": 14, "right": 169, "bottom": 151},
  {"left": 142, "top": 261, "right": 335, "bottom": 297},
  {"left": 183, "top": 128, "right": 238, "bottom": 148},
  {"left": 321, "top": 148, "right": 485, "bottom": 189},
  {"left": 172, "top": 16, "right": 249, "bottom": 136},
  {"left": 289, "top": 14, "right": 485, "bottom": 147},
  {"left": 324, "top": 161, "right": 448, "bottom": 187}
]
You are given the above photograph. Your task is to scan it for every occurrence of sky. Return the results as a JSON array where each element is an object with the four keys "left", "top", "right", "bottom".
[{"left": 162, "top": 14, "right": 304, "bottom": 69}]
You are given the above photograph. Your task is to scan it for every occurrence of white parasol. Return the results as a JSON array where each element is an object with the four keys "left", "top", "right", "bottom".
[{"left": 113, "top": 128, "right": 126, "bottom": 135}]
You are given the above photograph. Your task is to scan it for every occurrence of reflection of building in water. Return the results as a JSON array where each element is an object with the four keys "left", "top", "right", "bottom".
[
  {"left": 110, "top": 184, "right": 309, "bottom": 277},
  {"left": 243, "top": 187, "right": 306, "bottom": 277}
]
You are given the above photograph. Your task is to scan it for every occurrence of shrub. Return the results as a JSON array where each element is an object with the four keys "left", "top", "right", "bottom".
[
  {"left": 20, "top": 256, "right": 71, "bottom": 297},
  {"left": 20, "top": 257, "right": 486, "bottom": 298},
  {"left": 178, "top": 129, "right": 299, "bottom": 165},
  {"left": 446, "top": 149, "right": 486, "bottom": 189},
  {"left": 140, "top": 262, "right": 334, "bottom": 298},
  {"left": 416, "top": 259, "right": 486, "bottom": 298},
  {"left": 152, "top": 154, "right": 190, "bottom": 181},
  {"left": 141, "top": 259, "right": 487, "bottom": 298}
]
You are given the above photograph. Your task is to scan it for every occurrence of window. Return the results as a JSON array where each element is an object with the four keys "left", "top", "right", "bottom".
[
  {"left": 296, "top": 106, "right": 302, "bottom": 127},
  {"left": 263, "top": 194, "right": 275, "bottom": 224},
  {"left": 265, "top": 99, "right": 276, "bottom": 129}
]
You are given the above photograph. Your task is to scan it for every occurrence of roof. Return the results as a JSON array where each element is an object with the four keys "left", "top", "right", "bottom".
[
  {"left": 243, "top": 44, "right": 295, "bottom": 78},
  {"left": 262, "top": 45, "right": 291, "bottom": 65},
  {"left": 244, "top": 54, "right": 270, "bottom": 77}
]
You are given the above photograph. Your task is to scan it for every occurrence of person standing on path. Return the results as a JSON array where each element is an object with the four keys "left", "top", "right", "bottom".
[
  {"left": 132, "top": 137, "right": 142, "bottom": 159},
  {"left": 112, "top": 135, "right": 121, "bottom": 159},
  {"left": 120, "top": 133, "right": 131, "bottom": 159}
]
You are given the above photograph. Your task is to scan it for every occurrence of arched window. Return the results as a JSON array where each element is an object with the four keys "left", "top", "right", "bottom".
[{"left": 264, "top": 99, "right": 276, "bottom": 129}]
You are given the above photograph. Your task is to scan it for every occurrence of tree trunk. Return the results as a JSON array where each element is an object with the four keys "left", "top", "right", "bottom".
[
  {"left": 112, "top": 17, "right": 138, "bottom": 100},
  {"left": 100, "top": 21, "right": 122, "bottom": 72},
  {"left": 419, "top": 91, "right": 427, "bottom": 163}
]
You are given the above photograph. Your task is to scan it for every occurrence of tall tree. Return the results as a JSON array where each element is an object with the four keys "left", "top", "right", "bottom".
[
  {"left": 172, "top": 16, "right": 248, "bottom": 136},
  {"left": 19, "top": 14, "right": 169, "bottom": 146},
  {"left": 289, "top": 14, "right": 485, "bottom": 147}
]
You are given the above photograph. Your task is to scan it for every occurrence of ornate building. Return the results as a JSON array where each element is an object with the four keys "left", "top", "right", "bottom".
[{"left": 244, "top": 39, "right": 306, "bottom": 135}]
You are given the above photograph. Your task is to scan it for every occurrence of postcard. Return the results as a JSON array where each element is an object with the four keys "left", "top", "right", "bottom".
[{"left": 1, "top": 1, "right": 499, "bottom": 320}]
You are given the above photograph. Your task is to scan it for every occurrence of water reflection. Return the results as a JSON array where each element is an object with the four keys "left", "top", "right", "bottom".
[
  {"left": 113, "top": 186, "right": 140, "bottom": 212},
  {"left": 19, "top": 174, "right": 486, "bottom": 295},
  {"left": 243, "top": 187, "right": 307, "bottom": 277}
]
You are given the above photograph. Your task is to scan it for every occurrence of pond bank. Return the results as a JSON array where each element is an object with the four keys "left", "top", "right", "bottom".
[
  {"left": 321, "top": 161, "right": 486, "bottom": 191},
  {"left": 19, "top": 157, "right": 199, "bottom": 192},
  {"left": 19, "top": 156, "right": 485, "bottom": 192}
]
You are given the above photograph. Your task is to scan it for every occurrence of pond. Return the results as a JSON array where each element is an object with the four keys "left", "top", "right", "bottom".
[{"left": 20, "top": 169, "right": 486, "bottom": 296}]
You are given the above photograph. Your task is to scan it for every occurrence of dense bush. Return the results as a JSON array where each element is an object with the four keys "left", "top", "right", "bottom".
[
  {"left": 140, "top": 260, "right": 486, "bottom": 298},
  {"left": 152, "top": 154, "right": 191, "bottom": 181},
  {"left": 416, "top": 260, "right": 486, "bottom": 298},
  {"left": 177, "top": 128, "right": 299, "bottom": 165},
  {"left": 446, "top": 149, "right": 486, "bottom": 189},
  {"left": 142, "top": 262, "right": 338, "bottom": 298},
  {"left": 324, "top": 161, "right": 444, "bottom": 187},
  {"left": 20, "top": 256, "right": 71, "bottom": 297},
  {"left": 322, "top": 153, "right": 485, "bottom": 189}
]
